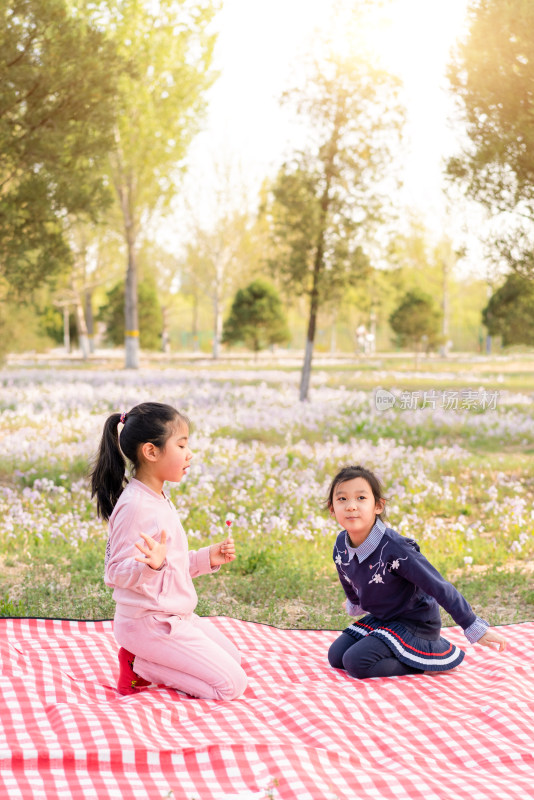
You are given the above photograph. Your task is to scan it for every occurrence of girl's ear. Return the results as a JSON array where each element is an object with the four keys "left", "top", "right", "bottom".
[
  {"left": 140, "top": 442, "right": 159, "bottom": 462},
  {"left": 376, "top": 498, "right": 386, "bottom": 515}
]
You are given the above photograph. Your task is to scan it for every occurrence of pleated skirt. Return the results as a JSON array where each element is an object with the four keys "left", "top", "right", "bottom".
[{"left": 344, "top": 614, "right": 465, "bottom": 672}]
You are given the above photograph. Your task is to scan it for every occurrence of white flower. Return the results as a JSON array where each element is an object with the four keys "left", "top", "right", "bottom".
[
  {"left": 463, "top": 556, "right": 473, "bottom": 565},
  {"left": 370, "top": 573, "right": 383, "bottom": 584},
  {"left": 390, "top": 559, "right": 400, "bottom": 570},
  {"left": 335, "top": 554, "right": 342, "bottom": 565}
]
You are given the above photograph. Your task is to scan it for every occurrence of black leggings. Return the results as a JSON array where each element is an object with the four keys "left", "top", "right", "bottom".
[{"left": 328, "top": 632, "right": 422, "bottom": 679}]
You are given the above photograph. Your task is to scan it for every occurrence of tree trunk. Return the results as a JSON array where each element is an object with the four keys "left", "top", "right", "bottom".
[
  {"left": 63, "top": 307, "right": 70, "bottom": 353},
  {"left": 212, "top": 259, "right": 224, "bottom": 359},
  {"left": 85, "top": 290, "right": 95, "bottom": 353},
  {"left": 161, "top": 305, "right": 170, "bottom": 353},
  {"left": 369, "top": 309, "right": 377, "bottom": 355},
  {"left": 124, "top": 234, "right": 139, "bottom": 369},
  {"left": 112, "top": 145, "right": 139, "bottom": 370},
  {"left": 300, "top": 336, "right": 315, "bottom": 401},
  {"left": 298, "top": 111, "right": 340, "bottom": 399},
  {"left": 192, "top": 288, "right": 199, "bottom": 352},
  {"left": 300, "top": 279, "right": 320, "bottom": 401},
  {"left": 299, "top": 176, "right": 332, "bottom": 399},
  {"left": 330, "top": 310, "right": 337, "bottom": 355},
  {"left": 212, "top": 282, "right": 223, "bottom": 360},
  {"left": 440, "top": 256, "right": 449, "bottom": 357},
  {"left": 73, "top": 295, "right": 90, "bottom": 360}
]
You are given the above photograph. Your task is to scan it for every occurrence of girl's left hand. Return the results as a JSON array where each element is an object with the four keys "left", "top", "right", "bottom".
[
  {"left": 209, "top": 536, "right": 236, "bottom": 566},
  {"left": 134, "top": 530, "right": 167, "bottom": 571},
  {"left": 478, "top": 629, "right": 507, "bottom": 652}
]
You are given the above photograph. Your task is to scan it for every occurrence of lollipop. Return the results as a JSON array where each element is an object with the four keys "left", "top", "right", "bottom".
[
  {"left": 225, "top": 512, "right": 234, "bottom": 532},
  {"left": 224, "top": 517, "right": 233, "bottom": 560}
]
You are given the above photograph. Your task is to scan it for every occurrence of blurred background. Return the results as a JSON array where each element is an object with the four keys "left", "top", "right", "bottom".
[{"left": 2, "top": 0, "right": 533, "bottom": 388}]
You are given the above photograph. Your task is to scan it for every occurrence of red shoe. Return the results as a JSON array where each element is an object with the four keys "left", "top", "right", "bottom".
[{"left": 117, "top": 647, "right": 151, "bottom": 695}]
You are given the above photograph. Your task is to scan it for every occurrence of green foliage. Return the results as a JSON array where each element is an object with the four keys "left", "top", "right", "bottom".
[
  {"left": 389, "top": 289, "right": 442, "bottom": 351},
  {"left": 267, "top": 159, "right": 373, "bottom": 304},
  {"left": 101, "top": 0, "right": 218, "bottom": 214},
  {"left": 483, "top": 273, "right": 534, "bottom": 346},
  {"left": 39, "top": 304, "right": 79, "bottom": 346},
  {"left": 447, "top": 0, "right": 534, "bottom": 277},
  {"left": 98, "top": 278, "right": 163, "bottom": 350},
  {"left": 0, "top": 275, "right": 89, "bottom": 361},
  {"left": 95, "top": 0, "right": 218, "bottom": 367},
  {"left": 180, "top": 209, "right": 257, "bottom": 358},
  {"left": 222, "top": 280, "right": 290, "bottom": 352},
  {"left": 0, "top": 0, "right": 121, "bottom": 291},
  {"left": 267, "top": 167, "right": 322, "bottom": 296},
  {"left": 265, "top": 48, "right": 404, "bottom": 398},
  {"left": 449, "top": 278, "right": 490, "bottom": 351}
]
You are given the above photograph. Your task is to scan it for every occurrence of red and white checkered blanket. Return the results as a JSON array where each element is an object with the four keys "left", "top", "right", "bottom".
[{"left": 0, "top": 617, "right": 532, "bottom": 800}]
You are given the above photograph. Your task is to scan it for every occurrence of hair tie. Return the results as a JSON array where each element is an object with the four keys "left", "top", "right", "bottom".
[{"left": 120, "top": 411, "right": 127, "bottom": 425}]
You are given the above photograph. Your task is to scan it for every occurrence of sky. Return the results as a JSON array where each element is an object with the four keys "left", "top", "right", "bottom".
[{"left": 175, "top": 0, "right": 484, "bottom": 272}]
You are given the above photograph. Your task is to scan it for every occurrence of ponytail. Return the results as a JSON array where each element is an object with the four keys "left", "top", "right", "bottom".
[
  {"left": 90, "top": 402, "right": 189, "bottom": 521},
  {"left": 91, "top": 413, "right": 127, "bottom": 521}
]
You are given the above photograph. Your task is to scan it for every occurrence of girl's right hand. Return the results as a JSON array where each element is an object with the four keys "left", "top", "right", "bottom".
[
  {"left": 134, "top": 530, "right": 167, "bottom": 570},
  {"left": 477, "top": 628, "right": 507, "bottom": 652}
]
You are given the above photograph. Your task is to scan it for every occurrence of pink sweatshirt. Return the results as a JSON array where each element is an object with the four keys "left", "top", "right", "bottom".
[{"left": 104, "top": 478, "right": 217, "bottom": 619}]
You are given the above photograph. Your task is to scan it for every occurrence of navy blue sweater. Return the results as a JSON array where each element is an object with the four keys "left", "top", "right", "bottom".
[{"left": 333, "top": 519, "right": 481, "bottom": 639}]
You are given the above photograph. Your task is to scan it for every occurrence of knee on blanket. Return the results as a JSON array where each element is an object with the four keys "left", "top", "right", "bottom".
[
  {"left": 327, "top": 632, "right": 354, "bottom": 670},
  {"left": 215, "top": 665, "right": 248, "bottom": 701}
]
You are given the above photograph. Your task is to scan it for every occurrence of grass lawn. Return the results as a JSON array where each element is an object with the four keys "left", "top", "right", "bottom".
[{"left": 1, "top": 353, "right": 533, "bottom": 631}]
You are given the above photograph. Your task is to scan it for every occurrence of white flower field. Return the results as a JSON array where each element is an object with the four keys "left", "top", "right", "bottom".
[{"left": 0, "top": 361, "right": 533, "bottom": 627}]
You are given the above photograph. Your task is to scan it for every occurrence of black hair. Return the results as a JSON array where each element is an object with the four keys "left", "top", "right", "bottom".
[
  {"left": 325, "top": 465, "right": 386, "bottom": 521},
  {"left": 90, "top": 401, "right": 189, "bottom": 521}
]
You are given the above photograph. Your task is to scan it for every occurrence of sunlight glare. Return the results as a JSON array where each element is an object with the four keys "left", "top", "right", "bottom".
[
  {"left": 313, "top": 0, "right": 468, "bottom": 87},
  {"left": 177, "top": 0, "right": 471, "bottom": 241}
]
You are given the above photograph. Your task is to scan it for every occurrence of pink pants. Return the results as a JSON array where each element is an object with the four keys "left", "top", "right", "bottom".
[{"left": 114, "top": 612, "right": 247, "bottom": 701}]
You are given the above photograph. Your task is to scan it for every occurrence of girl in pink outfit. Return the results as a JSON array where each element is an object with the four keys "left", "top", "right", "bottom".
[{"left": 91, "top": 402, "right": 247, "bottom": 700}]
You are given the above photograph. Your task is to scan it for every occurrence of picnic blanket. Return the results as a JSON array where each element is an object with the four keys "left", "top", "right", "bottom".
[{"left": 0, "top": 617, "right": 533, "bottom": 800}]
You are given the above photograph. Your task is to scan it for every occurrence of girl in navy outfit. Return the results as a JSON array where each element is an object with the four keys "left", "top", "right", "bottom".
[{"left": 327, "top": 465, "right": 507, "bottom": 679}]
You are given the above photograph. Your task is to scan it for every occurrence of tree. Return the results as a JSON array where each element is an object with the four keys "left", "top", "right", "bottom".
[
  {"left": 190, "top": 211, "right": 257, "bottom": 359},
  {"left": 98, "top": 277, "right": 163, "bottom": 351},
  {"left": 387, "top": 222, "right": 461, "bottom": 356},
  {"left": 67, "top": 219, "right": 125, "bottom": 353},
  {"left": 0, "top": 0, "right": 120, "bottom": 292},
  {"left": 178, "top": 240, "right": 207, "bottom": 352},
  {"left": 87, "top": 0, "right": 217, "bottom": 369},
  {"left": 389, "top": 289, "right": 442, "bottom": 354},
  {"left": 482, "top": 273, "right": 534, "bottom": 346},
  {"left": 222, "top": 280, "right": 290, "bottom": 353},
  {"left": 447, "top": 0, "right": 534, "bottom": 279},
  {"left": 266, "top": 51, "right": 403, "bottom": 400},
  {"left": 137, "top": 240, "right": 182, "bottom": 353},
  {"left": 180, "top": 160, "right": 259, "bottom": 358}
]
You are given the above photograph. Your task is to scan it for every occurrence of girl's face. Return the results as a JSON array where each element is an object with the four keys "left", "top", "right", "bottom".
[
  {"left": 330, "top": 477, "right": 385, "bottom": 546},
  {"left": 153, "top": 424, "right": 193, "bottom": 484}
]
